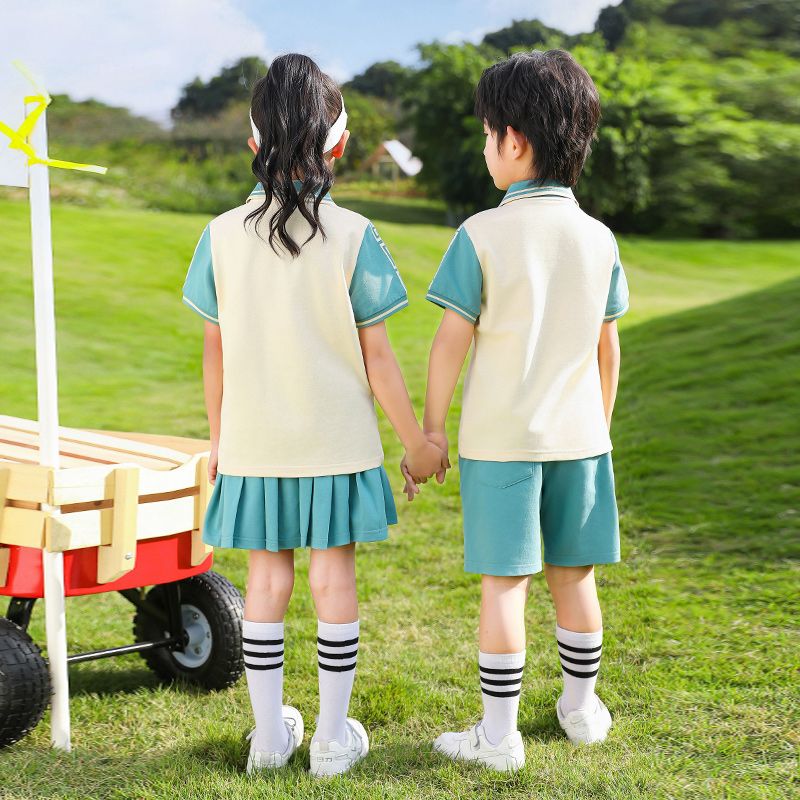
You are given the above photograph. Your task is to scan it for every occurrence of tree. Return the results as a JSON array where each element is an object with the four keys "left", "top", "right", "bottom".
[
  {"left": 344, "top": 61, "right": 413, "bottom": 101},
  {"left": 338, "top": 90, "right": 394, "bottom": 173},
  {"left": 481, "top": 19, "right": 564, "bottom": 52},
  {"left": 596, "top": 5, "right": 630, "bottom": 49},
  {"left": 172, "top": 57, "right": 268, "bottom": 120},
  {"left": 568, "top": 46, "right": 654, "bottom": 223},
  {"left": 407, "top": 43, "right": 502, "bottom": 219}
]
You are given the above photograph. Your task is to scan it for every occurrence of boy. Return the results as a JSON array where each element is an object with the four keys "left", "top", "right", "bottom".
[{"left": 407, "top": 49, "right": 629, "bottom": 772}]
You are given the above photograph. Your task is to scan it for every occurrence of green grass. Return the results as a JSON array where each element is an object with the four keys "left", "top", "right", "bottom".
[{"left": 0, "top": 196, "right": 798, "bottom": 799}]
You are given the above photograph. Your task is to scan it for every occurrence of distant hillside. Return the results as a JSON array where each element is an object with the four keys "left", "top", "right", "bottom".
[{"left": 46, "top": 95, "right": 164, "bottom": 146}]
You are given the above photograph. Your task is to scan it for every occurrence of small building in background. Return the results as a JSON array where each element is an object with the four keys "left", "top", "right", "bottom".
[{"left": 365, "top": 139, "right": 422, "bottom": 180}]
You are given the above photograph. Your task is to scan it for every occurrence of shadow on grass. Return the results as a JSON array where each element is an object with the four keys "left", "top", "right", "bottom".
[
  {"left": 184, "top": 727, "right": 250, "bottom": 773},
  {"left": 68, "top": 662, "right": 216, "bottom": 698},
  {"left": 182, "top": 732, "right": 458, "bottom": 781},
  {"left": 615, "top": 276, "right": 800, "bottom": 562},
  {"left": 518, "top": 709, "right": 564, "bottom": 742},
  {"left": 68, "top": 663, "right": 158, "bottom": 697}
]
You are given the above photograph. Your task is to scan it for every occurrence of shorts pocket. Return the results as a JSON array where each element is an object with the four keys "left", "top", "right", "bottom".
[{"left": 474, "top": 461, "right": 535, "bottom": 489}]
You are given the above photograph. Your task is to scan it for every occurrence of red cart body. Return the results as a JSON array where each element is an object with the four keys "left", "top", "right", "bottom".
[{"left": 1, "top": 531, "right": 213, "bottom": 598}]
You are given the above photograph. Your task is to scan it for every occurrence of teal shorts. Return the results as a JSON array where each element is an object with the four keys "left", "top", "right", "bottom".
[{"left": 459, "top": 453, "right": 620, "bottom": 576}]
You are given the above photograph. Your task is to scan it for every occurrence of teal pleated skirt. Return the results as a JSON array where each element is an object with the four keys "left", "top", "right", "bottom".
[{"left": 202, "top": 465, "right": 398, "bottom": 551}]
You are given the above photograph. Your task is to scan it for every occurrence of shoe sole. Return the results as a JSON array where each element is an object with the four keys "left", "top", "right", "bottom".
[
  {"left": 309, "top": 718, "right": 368, "bottom": 778},
  {"left": 309, "top": 755, "right": 365, "bottom": 778},
  {"left": 432, "top": 742, "right": 525, "bottom": 773}
]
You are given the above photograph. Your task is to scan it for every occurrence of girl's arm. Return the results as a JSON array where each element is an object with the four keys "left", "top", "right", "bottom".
[
  {"left": 203, "top": 320, "right": 223, "bottom": 483},
  {"left": 598, "top": 320, "right": 621, "bottom": 428},
  {"left": 358, "top": 321, "right": 447, "bottom": 483}
]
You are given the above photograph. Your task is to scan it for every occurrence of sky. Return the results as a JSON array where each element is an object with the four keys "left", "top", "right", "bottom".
[{"left": 1, "top": 0, "right": 621, "bottom": 122}]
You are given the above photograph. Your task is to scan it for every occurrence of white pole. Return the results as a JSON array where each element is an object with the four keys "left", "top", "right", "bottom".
[{"left": 27, "top": 101, "right": 71, "bottom": 751}]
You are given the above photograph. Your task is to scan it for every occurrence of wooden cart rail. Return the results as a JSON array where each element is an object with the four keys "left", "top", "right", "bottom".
[{"left": 0, "top": 415, "right": 213, "bottom": 586}]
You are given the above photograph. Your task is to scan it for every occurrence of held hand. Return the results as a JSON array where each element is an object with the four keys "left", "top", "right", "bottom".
[
  {"left": 399, "top": 455, "right": 419, "bottom": 502},
  {"left": 405, "top": 438, "right": 449, "bottom": 484},
  {"left": 424, "top": 430, "right": 450, "bottom": 484},
  {"left": 208, "top": 444, "right": 219, "bottom": 485}
]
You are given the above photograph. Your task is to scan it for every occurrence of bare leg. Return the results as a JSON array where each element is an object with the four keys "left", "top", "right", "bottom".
[
  {"left": 545, "top": 564, "right": 604, "bottom": 715},
  {"left": 544, "top": 564, "right": 601, "bottom": 632},
  {"left": 476, "top": 574, "right": 531, "bottom": 744},
  {"left": 244, "top": 548, "right": 295, "bottom": 621},
  {"left": 242, "top": 549, "right": 295, "bottom": 754},
  {"left": 479, "top": 574, "right": 532, "bottom": 653},
  {"left": 308, "top": 544, "right": 359, "bottom": 744},
  {"left": 308, "top": 543, "right": 358, "bottom": 623}
]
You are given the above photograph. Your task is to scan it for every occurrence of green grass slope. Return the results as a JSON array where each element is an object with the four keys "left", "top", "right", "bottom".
[
  {"left": 615, "top": 277, "right": 800, "bottom": 561},
  {"left": 0, "top": 197, "right": 797, "bottom": 799}
]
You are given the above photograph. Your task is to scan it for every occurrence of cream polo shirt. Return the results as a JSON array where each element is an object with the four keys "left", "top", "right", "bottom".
[
  {"left": 182, "top": 183, "right": 408, "bottom": 477},
  {"left": 426, "top": 180, "right": 629, "bottom": 462}
]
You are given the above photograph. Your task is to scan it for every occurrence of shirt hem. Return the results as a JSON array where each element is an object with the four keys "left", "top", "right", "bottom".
[
  {"left": 216, "top": 454, "right": 384, "bottom": 478},
  {"left": 458, "top": 444, "right": 613, "bottom": 462}
]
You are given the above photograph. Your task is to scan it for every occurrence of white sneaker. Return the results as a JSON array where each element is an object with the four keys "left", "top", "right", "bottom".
[
  {"left": 245, "top": 705, "right": 304, "bottom": 773},
  {"left": 557, "top": 695, "right": 612, "bottom": 744},
  {"left": 433, "top": 722, "right": 525, "bottom": 773},
  {"left": 309, "top": 718, "right": 369, "bottom": 777}
]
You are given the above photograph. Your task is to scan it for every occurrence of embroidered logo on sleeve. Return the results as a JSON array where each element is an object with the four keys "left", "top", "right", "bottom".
[{"left": 369, "top": 224, "right": 405, "bottom": 288}]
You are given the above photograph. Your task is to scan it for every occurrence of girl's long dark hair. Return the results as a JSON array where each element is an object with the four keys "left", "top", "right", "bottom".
[{"left": 246, "top": 54, "right": 342, "bottom": 257}]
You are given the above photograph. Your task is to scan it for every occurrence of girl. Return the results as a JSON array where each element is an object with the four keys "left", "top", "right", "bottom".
[{"left": 181, "top": 53, "right": 446, "bottom": 777}]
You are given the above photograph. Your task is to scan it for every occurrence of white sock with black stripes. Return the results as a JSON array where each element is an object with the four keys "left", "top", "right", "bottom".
[
  {"left": 556, "top": 625, "right": 603, "bottom": 713},
  {"left": 315, "top": 619, "right": 359, "bottom": 745},
  {"left": 242, "top": 619, "right": 289, "bottom": 754},
  {"left": 479, "top": 650, "right": 526, "bottom": 745}
]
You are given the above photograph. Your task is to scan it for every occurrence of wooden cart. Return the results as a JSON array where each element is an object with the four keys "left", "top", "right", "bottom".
[{"left": 0, "top": 414, "right": 244, "bottom": 748}]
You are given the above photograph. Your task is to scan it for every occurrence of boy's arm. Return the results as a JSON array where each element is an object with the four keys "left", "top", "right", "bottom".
[
  {"left": 423, "top": 308, "right": 476, "bottom": 448},
  {"left": 203, "top": 321, "right": 223, "bottom": 482},
  {"left": 358, "top": 321, "right": 447, "bottom": 483},
  {"left": 598, "top": 320, "right": 621, "bottom": 428}
]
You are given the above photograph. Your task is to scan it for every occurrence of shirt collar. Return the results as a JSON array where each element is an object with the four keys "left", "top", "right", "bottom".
[
  {"left": 246, "top": 179, "right": 335, "bottom": 205},
  {"left": 500, "top": 179, "right": 577, "bottom": 207}
]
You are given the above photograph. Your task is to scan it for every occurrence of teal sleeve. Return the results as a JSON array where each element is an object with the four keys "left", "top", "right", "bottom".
[
  {"left": 349, "top": 223, "right": 408, "bottom": 328},
  {"left": 604, "top": 232, "right": 629, "bottom": 322},
  {"left": 426, "top": 226, "right": 482, "bottom": 323},
  {"left": 181, "top": 226, "right": 219, "bottom": 324}
]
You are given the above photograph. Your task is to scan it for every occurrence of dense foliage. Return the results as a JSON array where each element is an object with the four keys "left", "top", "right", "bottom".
[
  {"left": 406, "top": 1, "right": 800, "bottom": 235},
  {"left": 171, "top": 57, "right": 268, "bottom": 120},
  {"left": 23, "top": 0, "right": 800, "bottom": 236}
]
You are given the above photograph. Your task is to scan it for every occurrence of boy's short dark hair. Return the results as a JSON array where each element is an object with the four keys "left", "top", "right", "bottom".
[{"left": 474, "top": 49, "right": 600, "bottom": 187}]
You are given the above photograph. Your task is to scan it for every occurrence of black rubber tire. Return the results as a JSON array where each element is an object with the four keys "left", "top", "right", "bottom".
[
  {"left": 0, "top": 618, "right": 50, "bottom": 748},
  {"left": 133, "top": 571, "right": 244, "bottom": 691}
]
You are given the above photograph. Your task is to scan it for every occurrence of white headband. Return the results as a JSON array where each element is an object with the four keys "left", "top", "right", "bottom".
[{"left": 250, "top": 95, "right": 348, "bottom": 154}]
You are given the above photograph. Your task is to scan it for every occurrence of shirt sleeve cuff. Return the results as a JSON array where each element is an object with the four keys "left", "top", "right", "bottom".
[
  {"left": 426, "top": 291, "right": 479, "bottom": 323},
  {"left": 183, "top": 295, "right": 219, "bottom": 323},
  {"left": 355, "top": 296, "right": 409, "bottom": 328},
  {"left": 603, "top": 304, "right": 629, "bottom": 322}
]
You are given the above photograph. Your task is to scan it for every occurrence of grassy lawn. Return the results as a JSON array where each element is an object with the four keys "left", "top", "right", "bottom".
[{"left": 0, "top": 195, "right": 797, "bottom": 799}]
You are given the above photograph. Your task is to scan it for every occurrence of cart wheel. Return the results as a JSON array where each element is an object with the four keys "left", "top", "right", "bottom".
[
  {"left": 0, "top": 618, "right": 51, "bottom": 748},
  {"left": 133, "top": 570, "right": 244, "bottom": 691}
]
